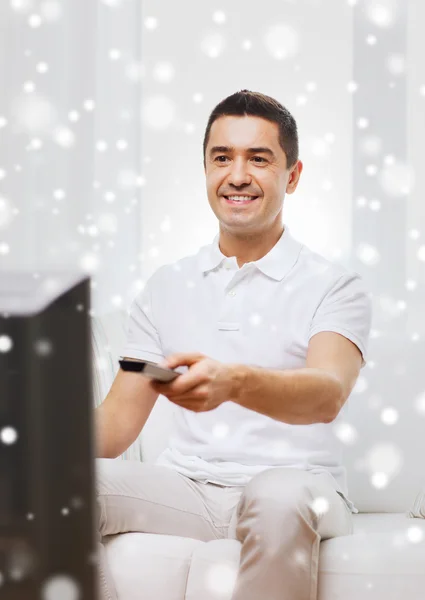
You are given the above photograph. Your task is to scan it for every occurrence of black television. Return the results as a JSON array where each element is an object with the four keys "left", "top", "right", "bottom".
[{"left": 0, "top": 271, "right": 97, "bottom": 599}]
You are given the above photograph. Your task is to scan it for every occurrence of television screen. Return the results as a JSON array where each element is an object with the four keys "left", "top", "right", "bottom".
[{"left": 0, "top": 271, "right": 97, "bottom": 599}]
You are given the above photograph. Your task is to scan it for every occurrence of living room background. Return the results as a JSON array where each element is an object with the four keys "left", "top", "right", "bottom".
[{"left": 1, "top": 0, "right": 425, "bottom": 511}]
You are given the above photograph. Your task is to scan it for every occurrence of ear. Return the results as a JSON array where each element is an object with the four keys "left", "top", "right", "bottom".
[{"left": 286, "top": 160, "right": 303, "bottom": 194}]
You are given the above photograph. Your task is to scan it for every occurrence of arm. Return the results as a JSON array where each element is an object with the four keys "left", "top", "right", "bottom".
[
  {"left": 231, "top": 331, "right": 363, "bottom": 425},
  {"left": 94, "top": 358, "right": 159, "bottom": 458}
]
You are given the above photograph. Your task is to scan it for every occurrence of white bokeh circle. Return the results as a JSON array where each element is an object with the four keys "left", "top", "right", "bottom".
[
  {"left": 10, "top": 0, "right": 35, "bottom": 12},
  {"left": 310, "top": 496, "right": 330, "bottom": 517},
  {"left": 356, "top": 243, "right": 380, "bottom": 266},
  {"left": 414, "top": 392, "right": 425, "bottom": 416},
  {"left": 213, "top": 10, "right": 226, "bottom": 24},
  {"left": 378, "top": 161, "right": 415, "bottom": 196},
  {"left": 101, "top": 0, "right": 124, "bottom": 6},
  {"left": 142, "top": 95, "right": 176, "bottom": 130},
  {"left": 264, "top": 24, "right": 300, "bottom": 60},
  {"left": 41, "top": 575, "right": 80, "bottom": 600},
  {"left": 360, "top": 135, "right": 382, "bottom": 157},
  {"left": 365, "top": 442, "right": 403, "bottom": 481},
  {"left": 205, "top": 563, "right": 238, "bottom": 596},
  {"left": 386, "top": 53, "right": 405, "bottom": 76},
  {"left": 407, "top": 527, "right": 424, "bottom": 543},
  {"left": 365, "top": 0, "right": 399, "bottom": 28},
  {"left": 333, "top": 422, "right": 358, "bottom": 445},
  {"left": 53, "top": 126, "right": 76, "bottom": 148},
  {"left": 309, "top": 137, "right": 331, "bottom": 158},
  {"left": 13, "top": 94, "right": 57, "bottom": 134},
  {"left": 97, "top": 213, "right": 118, "bottom": 235},
  {"left": 380, "top": 407, "right": 399, "bottom": 425},
  {"left": 34, "top": 339, "right": 53, "bottom": 357},
  {"left": 200, "top": 32, "right": 226, "bottom": 58},
  {"left": 40, "top": 1, "right": 62, "bottom": 21},
  {"left": 80, "top": 253, "right": 100, "bottom": 273},
  {"left": 152, "top": 61, "right": 175, "bottom": 83},
  {"left": 1, "top": 426, "right": 18, "bottom": 445}
]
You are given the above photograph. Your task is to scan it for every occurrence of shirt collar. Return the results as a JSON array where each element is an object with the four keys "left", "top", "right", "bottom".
[{"left": 197, "top": 225, "right": 303, "bottom": 281}]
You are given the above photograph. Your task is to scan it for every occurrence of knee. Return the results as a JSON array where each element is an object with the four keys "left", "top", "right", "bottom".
[
  {"left": 235, "top": 469, "right": 324, "bottom": 554},
  {"left": 239, "top": 468, "right": 323, "bottom": 522},
  {"left": 246, "top": 468, "right": 315, "bottom": 503}
]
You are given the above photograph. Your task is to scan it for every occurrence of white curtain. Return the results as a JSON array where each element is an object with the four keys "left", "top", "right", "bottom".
[{"left": 0, "top": 0, "right": 143, "bottom": 316}]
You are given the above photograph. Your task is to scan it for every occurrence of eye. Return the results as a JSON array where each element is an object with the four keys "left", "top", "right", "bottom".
[{"left": 214, "top": 156, "right": 267, "bottom": 163}]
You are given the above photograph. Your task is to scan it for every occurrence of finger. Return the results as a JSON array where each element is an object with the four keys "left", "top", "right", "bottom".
[
  {"left": 168, "top": 397, "right": 210, "bottom": 412},
  {"left": 164, "top": 385, "right": 209, "bottom": 403},
  {"left": 163, "top": 352, "right": 205, "bottom": 369},
  {"left": 151, "top": 373, "right": 206, "bottom": 396},
  {"left": 163, "top": 386, "right": 208, "bottom": 403}
]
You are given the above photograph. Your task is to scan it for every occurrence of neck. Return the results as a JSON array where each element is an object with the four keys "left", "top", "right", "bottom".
[{"left": 218, "top": 222, "right": 285, "bottom": 268}]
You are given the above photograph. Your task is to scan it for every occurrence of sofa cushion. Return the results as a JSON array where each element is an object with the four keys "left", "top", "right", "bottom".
[
  {"left": 104, "top": 513, "right": 425, "bottom": 600},
  {"left": 320, "top": 513, "right": 425, "bottom": 573},
  {"left": 318, "top": 513, "right": 425, "bottom": 599},
  {"left": 105, "top": 533, "right": 205, "bottom": 600},
  {"left": 185, "top": 539, "right": 240, "bottom": 600}
]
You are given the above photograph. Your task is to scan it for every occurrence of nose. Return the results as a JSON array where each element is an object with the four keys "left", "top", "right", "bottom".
[{"left": 227, "top": 157, "right": 252, "bottom": 187}]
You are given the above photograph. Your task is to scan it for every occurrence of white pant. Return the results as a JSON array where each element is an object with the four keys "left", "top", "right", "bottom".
[{"left": 96, "top": 459, "right": 353, "bottom": 600}]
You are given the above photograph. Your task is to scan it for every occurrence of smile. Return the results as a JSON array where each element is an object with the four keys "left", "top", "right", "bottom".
[{"left": 224, "top": 196, "right": 259, "bottom": 205}]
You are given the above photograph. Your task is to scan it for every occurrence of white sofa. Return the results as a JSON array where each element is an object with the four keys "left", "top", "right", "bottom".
[{"left": 92, "top": 310, "right": 425, "bottom": 600}]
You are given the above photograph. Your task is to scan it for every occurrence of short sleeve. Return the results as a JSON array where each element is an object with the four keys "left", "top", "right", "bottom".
[
  {"left": 120, "top": 271, "right": 165, "bottom": 363},
  {"left": 308, "top": 272, "right": 372, "bottom": 368}
]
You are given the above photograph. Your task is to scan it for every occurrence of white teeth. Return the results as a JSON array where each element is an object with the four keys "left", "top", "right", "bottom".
[{"left": 226, "top": 196, "right": 256, "bottom": 202}]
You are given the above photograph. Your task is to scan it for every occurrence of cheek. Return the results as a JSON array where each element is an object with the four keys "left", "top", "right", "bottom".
[{"left": 207, "top": 175, "right": 221, "bottom": 191}]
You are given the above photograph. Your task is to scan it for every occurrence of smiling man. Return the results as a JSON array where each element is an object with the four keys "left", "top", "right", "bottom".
[{"left": 95, "top": 90, "right": 372, "bottom": 600}]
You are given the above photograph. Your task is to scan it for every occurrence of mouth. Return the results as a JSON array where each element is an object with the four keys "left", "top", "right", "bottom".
[{"left": 223, "top": 195, "right": 259, "bottom": 206}]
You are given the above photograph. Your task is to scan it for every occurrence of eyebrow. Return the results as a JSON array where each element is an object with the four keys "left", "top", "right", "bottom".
[{"left": 209, "top": 145, "right": 277, "bottom": 160}]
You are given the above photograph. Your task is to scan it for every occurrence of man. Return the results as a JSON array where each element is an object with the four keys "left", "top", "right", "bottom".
[{"left": 95, "top": 89, "right": 372, "bottom": 600}]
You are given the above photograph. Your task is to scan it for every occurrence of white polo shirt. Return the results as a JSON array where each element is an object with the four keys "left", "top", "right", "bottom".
[{"left": 121, "top": 225, "right": 372, "bottom": 514}]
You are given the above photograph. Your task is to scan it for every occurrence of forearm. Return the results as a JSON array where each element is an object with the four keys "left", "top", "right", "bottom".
[
  {"left": 94, "top": 403, "right": 144, "bottom": 459},
  {"left": 230, "top": 365, "right": 343, "bottom": 425},
  {"left": 94, "top": 404, "right": 120, "bottom": 458}
]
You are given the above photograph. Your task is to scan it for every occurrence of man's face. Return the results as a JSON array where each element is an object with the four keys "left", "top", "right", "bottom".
[{"left": 204, "top": 115, "right": 301, "bottom": 235}]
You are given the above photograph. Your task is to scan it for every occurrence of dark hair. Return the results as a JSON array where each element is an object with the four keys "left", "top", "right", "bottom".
[{"left": 203, "top": 89, "right": 299, "bottom": 170}]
